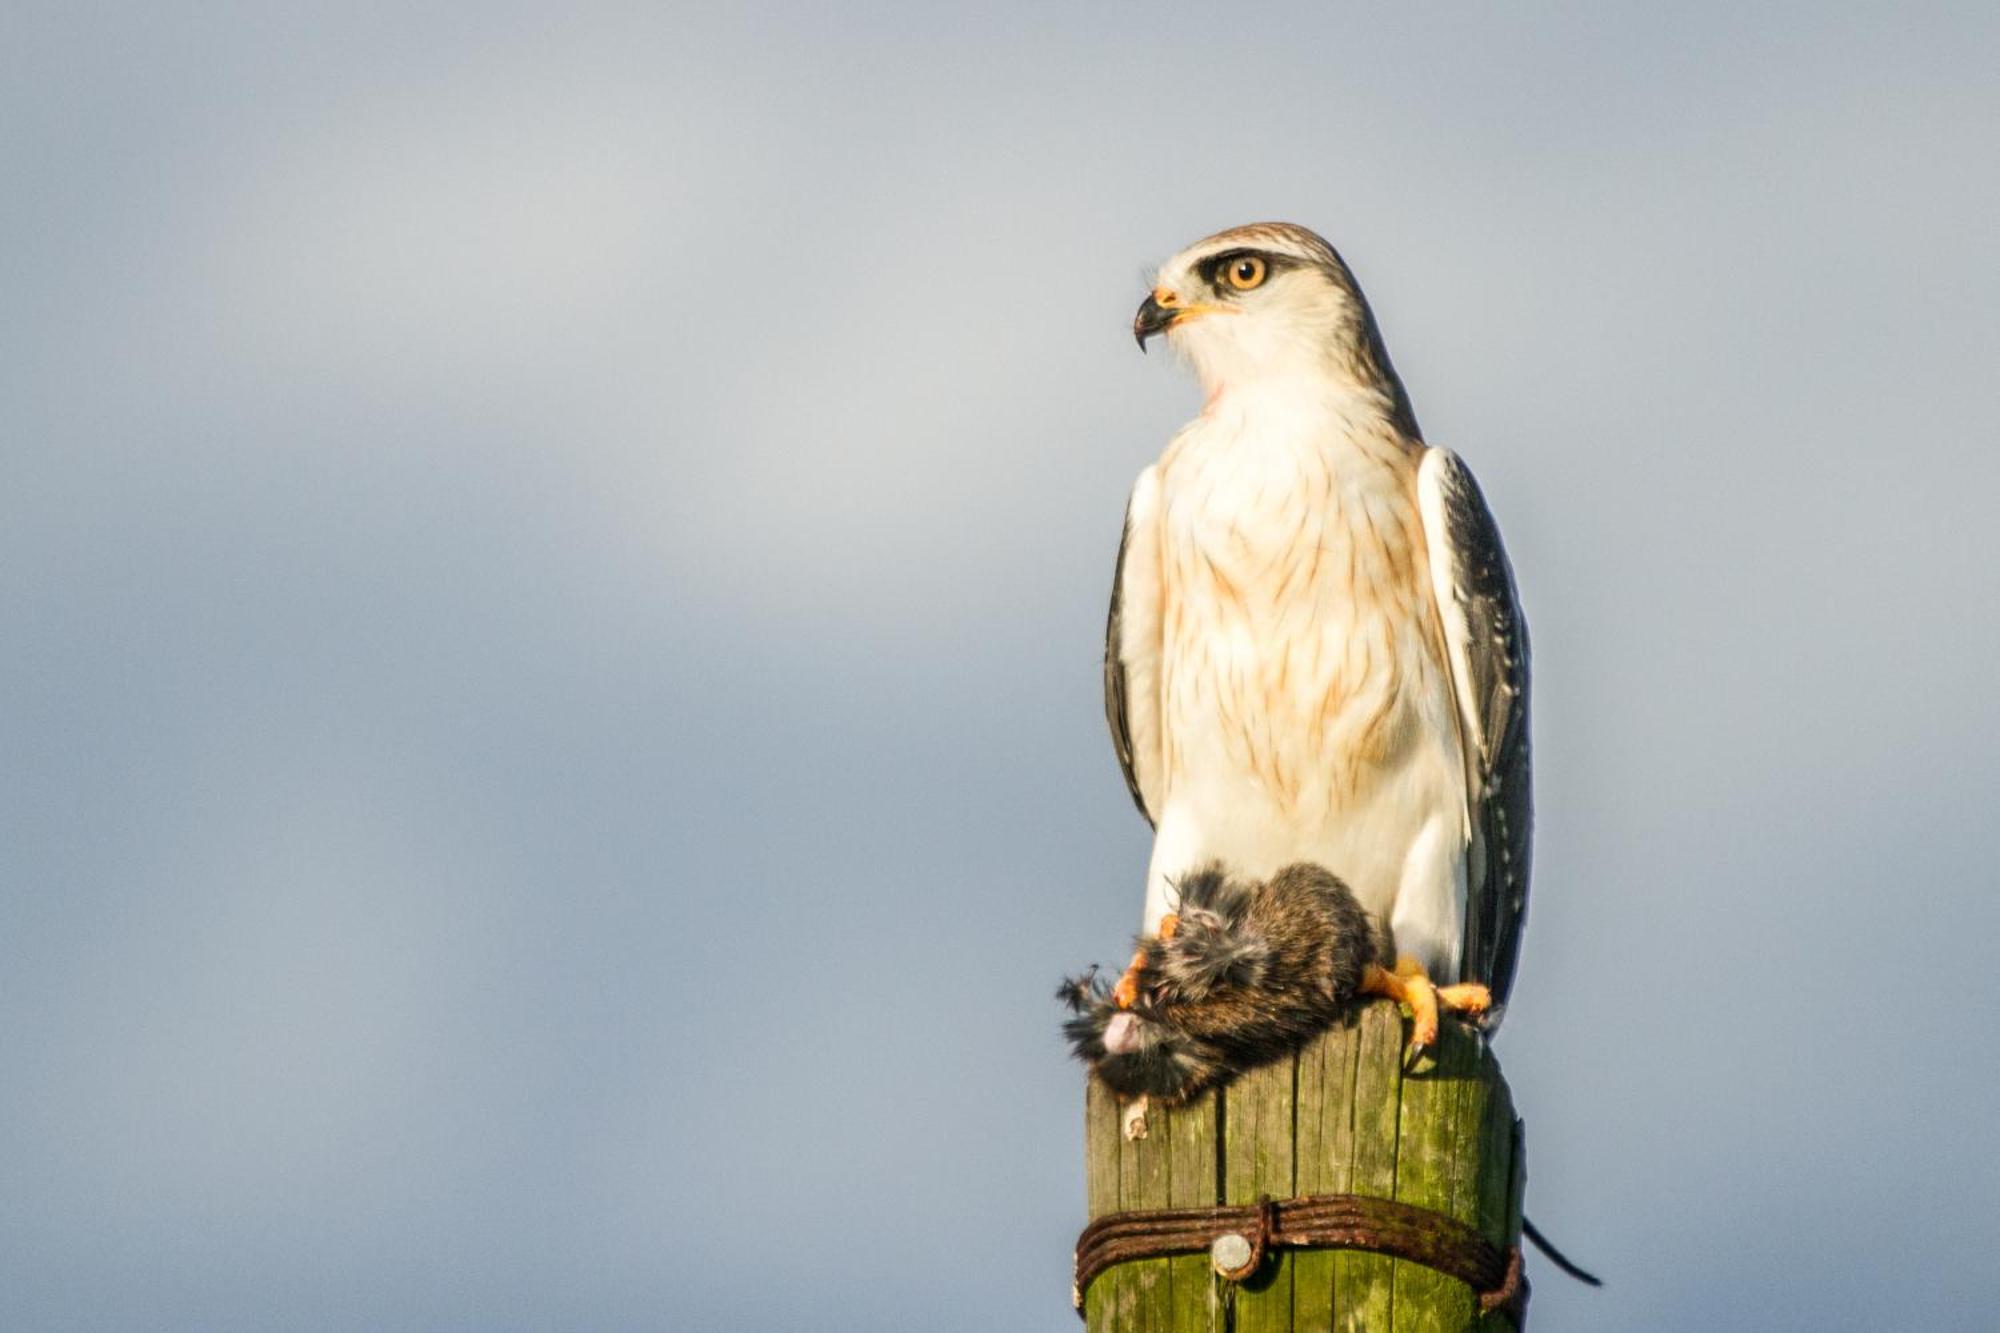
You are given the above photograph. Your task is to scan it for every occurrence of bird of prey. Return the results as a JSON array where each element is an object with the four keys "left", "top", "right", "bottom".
[{"left": 1105, "top": 222, "right": 1531, "bottom": 1053}]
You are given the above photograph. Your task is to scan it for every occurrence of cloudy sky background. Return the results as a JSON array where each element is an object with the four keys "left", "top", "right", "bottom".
[{"left": 5, "top": 4, "right": 1998, "bottom": 1328}]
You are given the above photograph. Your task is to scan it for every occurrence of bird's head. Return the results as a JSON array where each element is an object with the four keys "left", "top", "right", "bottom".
[{"left": 1134, "top": 221, "right": 1416, "bottom": 427}]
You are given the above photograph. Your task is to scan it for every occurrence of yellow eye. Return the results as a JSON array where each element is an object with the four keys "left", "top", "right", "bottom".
[{"left": 1224, "top": 255, "right": 1268, "bottom": 291}]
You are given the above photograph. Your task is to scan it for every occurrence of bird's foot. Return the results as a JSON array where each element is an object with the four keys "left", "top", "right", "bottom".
[
  {"left": 1362, "top": 956, "right": 1490, "bottom": 1067},
  {"left": 1121, "top": 1095, "right": 1151, "bottom": 1141},
  {"left": 1109, "top": 947, "right": 1146, "bottom": 1009},
  {"left": 1437, "top": 982, "right": 1492, "bottom": 1016},
  {"left": 1110, "top": 913, "right": 1179, "bottom": 1009}
]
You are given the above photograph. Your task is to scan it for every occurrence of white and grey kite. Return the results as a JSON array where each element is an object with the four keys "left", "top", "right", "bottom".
[{"left": 1105, "top": 222, "right": 1531, "bottom": 1050}]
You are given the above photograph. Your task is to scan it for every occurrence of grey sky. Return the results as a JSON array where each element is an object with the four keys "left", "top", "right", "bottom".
[{"left": 4, "top": 4, "right": 1998, "bottom": 1329}]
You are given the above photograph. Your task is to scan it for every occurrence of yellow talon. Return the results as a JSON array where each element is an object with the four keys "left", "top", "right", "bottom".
[
  {"left": 1110, "top": 914, "right": 1178, "bottom": 1010},
  {"left": 1437, "top": 982, "right": 1492, "bottom": 1015},
  {"left": 1111, "top": 951, "right": 1144, "bottom": 1009},
  {"left": 1362, "top": 957, "right": 1490, "bottom": 1057}
]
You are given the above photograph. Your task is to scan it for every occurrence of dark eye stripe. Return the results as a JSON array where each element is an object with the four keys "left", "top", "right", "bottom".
[{"left": 1200, "top": 249, "right": 1287, "bottom": 289}]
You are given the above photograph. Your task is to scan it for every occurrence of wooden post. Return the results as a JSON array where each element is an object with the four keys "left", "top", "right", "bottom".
[{"left": 1080, "top": 999, "right": 1525, "bottom": 1332}]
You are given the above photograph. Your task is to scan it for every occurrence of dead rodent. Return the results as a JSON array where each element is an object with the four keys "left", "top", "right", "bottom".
[{"left": 1059, "top": 861, "right": 1383, "bottom": 1104}]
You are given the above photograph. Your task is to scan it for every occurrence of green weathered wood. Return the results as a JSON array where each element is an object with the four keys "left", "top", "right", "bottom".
[
  {"left": 1393, "top": 1025, "right": 1479, "bottom": 1329},
  {"left": 1470, "top": 1070, "right": 1519, "bottom": 1331},
  {"left": 1222, "top": 1052, "right": 1297, "bottom": 1333},
  {"left": 1082, "top": 998, "right": 1524, "bottom": 1331},
  {"left": 1166, "top": 1091, "right": 1220, "bottom": 1332},
  {"left": 1337, "top": 1001, "right": 1406, "bottom": 1330},
  {"left": 1119, "top": 1082, "right": 1174, "bottom": 1330},
  {"left": 1502, "top": 1116, "right": 1527, "bottom": 1328},
  {"left": 1291, "top": 1012, "right": 1360, "bottom": 1328},
  {"left": 1085, "top": 1085, "right": 1223, "bottom": 1333},
  {"left": 1085, "top": 1077, "right": 1124, "bottom": 1328}
]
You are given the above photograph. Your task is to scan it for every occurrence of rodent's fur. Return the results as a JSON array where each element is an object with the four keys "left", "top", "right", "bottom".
[{"left": 1059, "top": 861, "right": 1384, "bottom": 1104}]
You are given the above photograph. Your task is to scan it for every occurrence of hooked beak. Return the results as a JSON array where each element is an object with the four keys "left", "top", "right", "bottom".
[{"left": 1132, "top": 287, "right": 1180, "bottom": 351}]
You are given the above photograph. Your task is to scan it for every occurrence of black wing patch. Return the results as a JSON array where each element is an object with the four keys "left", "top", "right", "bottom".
[
  {"left": 1103, "top": 501, "right": 1154, "bottom": 826},
  {"left": 1433, "top": 452, "right": 1533, "bottom": 1013}
]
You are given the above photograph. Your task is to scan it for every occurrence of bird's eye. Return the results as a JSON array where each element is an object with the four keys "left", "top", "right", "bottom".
[{"left": 1224, "top": 256, "right": 1268, "bottom": 291}]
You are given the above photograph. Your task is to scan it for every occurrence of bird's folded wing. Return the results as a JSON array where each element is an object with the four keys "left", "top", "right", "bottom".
[
  {"left": 1105, "top": 466, "right": 1164, "bottom": 826},
  {"left": 1418, "top": 447, "right": 1533, "bottom": 1019}
]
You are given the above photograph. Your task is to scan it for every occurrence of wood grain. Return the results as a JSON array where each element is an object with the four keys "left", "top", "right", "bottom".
[{"left": 1081, "top": 999, "right": 1523, "bottom": 1331}]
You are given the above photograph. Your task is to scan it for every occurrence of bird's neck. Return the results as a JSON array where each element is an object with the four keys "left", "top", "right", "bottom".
[{"left": 1192, "top": 372, "right": 1420, "bottom": 472}]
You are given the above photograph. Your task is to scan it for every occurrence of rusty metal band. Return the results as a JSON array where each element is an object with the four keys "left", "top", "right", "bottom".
[{"left": 1073, "top": 1192, "right": 1526, "bottom": 1322}]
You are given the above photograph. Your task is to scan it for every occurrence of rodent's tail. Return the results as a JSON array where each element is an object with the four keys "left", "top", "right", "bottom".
[{"left": 1522, "top": 1217, "right": 1604, "bottom": 1287}]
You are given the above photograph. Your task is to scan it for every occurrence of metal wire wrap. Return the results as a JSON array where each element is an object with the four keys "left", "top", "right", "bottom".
[{"left": 1073, "top": 1191, "right": 1526, "bottom": 1323}]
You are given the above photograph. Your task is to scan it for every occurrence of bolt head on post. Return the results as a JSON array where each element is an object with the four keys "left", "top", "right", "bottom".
[{"left": 1210, "top": 1231, "right": 1255, "bottom": 1279}]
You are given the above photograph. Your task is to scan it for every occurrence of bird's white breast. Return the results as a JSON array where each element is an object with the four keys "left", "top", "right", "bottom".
[{"left": 1143, "top": 386, "right": 1469, "bottom": 971}]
